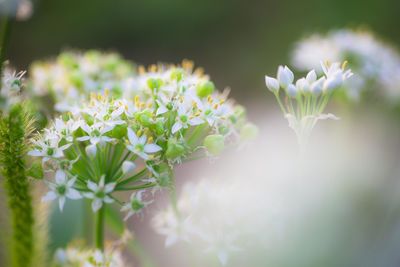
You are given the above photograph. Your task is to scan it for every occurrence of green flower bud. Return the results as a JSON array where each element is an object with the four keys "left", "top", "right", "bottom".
[
  {"left": 204, "top": 134, "right": 225, "bottom": 155},
  {"left": 196, "top": 81, "right": 215, "bottom": 98},
  {"left": 240, "top": 123, "right": 258, "bottom": 140},
  {"left": 170, "top": 68, "right": 184, "bottom": 82},
  {"left": 70, "top": 71, "right": 84, "bottom": 88},
  {"left": 136, "top": 111, "right": 153, "bottom": 127},
  {"left": 147, "top": 78, "right": 163, "bottom": 91},
  {"left": 111, "top": 124, "right": 127, "bottom": 139},
  {"left": 153, "top": 120, "right": 164, "bottom": 136},
  {"left": 165, "top": 139, "right": 185, "bottom": 159}
]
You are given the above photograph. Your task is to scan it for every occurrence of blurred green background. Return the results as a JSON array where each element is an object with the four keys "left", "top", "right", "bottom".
[{"left": 8, "top": 0, "right": 400, "bottom": 111}]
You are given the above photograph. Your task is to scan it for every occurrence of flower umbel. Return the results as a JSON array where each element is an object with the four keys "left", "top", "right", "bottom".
[{"left": 265, "top": 62, "right": 352, "bottom": 147}]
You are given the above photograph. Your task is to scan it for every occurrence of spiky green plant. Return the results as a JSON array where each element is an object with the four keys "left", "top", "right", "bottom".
[{"left": 0, "top": 103, "right": 35, "bottom": 267}]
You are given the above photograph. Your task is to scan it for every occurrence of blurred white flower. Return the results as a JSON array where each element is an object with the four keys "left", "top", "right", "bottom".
[
  {"left": 42, "top": 170, "right": 81, "bottom": 211},
  {"left": 83, "top": 176, "right": 116, "bottom": 212}
]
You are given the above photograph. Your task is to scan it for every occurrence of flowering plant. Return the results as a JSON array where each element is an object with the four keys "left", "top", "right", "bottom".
[
  {"left": 291, "top": 29, "right": 400, "bottom": 102},
  {"left": 28, "top": 59, "right": 255, "bottom": 250},
  {"left": 265, "top": 62, "right": 352, "bottom": 147}
]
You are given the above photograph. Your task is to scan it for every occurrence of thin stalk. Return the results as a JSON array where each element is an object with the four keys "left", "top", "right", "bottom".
[
  {"left": 273, "top": 92, "right": 287, "bottom": 114},
  {"left": 95, "top": 206, "right": 105, "bottom": 251}
]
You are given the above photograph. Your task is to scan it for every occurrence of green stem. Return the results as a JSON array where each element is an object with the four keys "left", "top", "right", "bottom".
[
  {"left": 0, "top": 16, "right": 12, "bottom": 88},
  {"left": 0, "top": 104, "right": 35, "bottom": 267},
  {"left": 95, "top": 206, "right": 105, "bottom": 251}
]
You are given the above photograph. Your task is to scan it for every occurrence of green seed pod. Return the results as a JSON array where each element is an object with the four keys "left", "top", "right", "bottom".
[
  {"left": 137, "top": 111, "right": 153, "bottom": 127},
  {"left": 147, "top": 78, "right": 163, "bottom": 91},
  {"left": 196, "top": 81, "right": 215, "bottom": 98},
  {"left": 111, "top": 124, "right": 127, "bottom": 139},
  {"left": 240, "top": 123, "right": 259, "bottom": 140},
  {"left": 165, "top": 139, "right": 186, "bottom": 159},
  {"left": 170, "top": 68, "right": 184, "bottom": 82},
  {"left": 203, "top": 134, "right": 225, "bottom": 155}
]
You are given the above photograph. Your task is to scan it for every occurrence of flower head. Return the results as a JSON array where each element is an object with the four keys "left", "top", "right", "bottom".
[{"left": 42, "top": 170, "right": 81, "bottom": 211}]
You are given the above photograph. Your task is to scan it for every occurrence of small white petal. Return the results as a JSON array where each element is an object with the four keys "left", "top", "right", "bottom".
[
  {"left": 144, "top": 144, "right": 162, "bottom": 153},
  {"left": 127, "top": 128, "right": 138, "bottom": 145},
  {"left": 58, "top": 196, "right": 66, "bottom": 211},
  {"left": 171, "top": 122, "right": 182, "bottom": 134},
  {"left": 87, "top": 180, "right": 98, "bottom": 192},
  {"left": 92, "top": 199, "right": 103, "bottom": 212},
  {"left": 66, "top": 188, "right": 81, "bottom": 199},
  {"left": 28, "top": 150, "right": 43, "bottom": 157},
  {"left": 103, "top": 196, "right": 114, "bottom": 204},
  {"left": 189, "top": 117, "right": 204, "bottom": 126},
  {"left": 104, "top": 183, "right": 116, "bottom": 193},
  {"left": 42, "top": 191, "right": 57, "bottom": 202},
  {"left": 55, "top": 170, "right": 67, "bottom": 184}
]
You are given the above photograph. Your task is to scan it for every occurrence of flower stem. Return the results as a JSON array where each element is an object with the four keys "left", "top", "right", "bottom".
[
  {"left": 95, "top": 206, "right": 105, "bottom": 251},
  {"left": 0, "top": 104, "right": 35, "bottom": 267}
]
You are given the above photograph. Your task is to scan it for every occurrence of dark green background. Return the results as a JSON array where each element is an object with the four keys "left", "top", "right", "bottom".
[{"left": 8, "top": 0, "right": 400, "bottom": 107}]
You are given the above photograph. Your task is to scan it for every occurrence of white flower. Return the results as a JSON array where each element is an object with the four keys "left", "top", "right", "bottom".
[
  {"left": 42, "top": 170, "right": 81, "bottom": 211},
  {"left": 265, "top": 76, "right": 280, "bottom": 92},
  {"left": 77, "top": 123, "right": 114, "bottom": 145},
  {"left": 295, "top": 78, "right": 309, "bottom": 93},
  {"left": 172, "top": 104, "right": 204, "bottom": 134},
  {"left": 83, "top": 176, "right": 116, "bottom": 212},
  {"left": 286, "top": 84, "right": 297, "bottom": 97},
  {"left": 29, "top": 132, "right": 71, "bottom": 163},
  {"left": 120, "top": 191, "right": 152, "bottom": 220},
  {"left": 126, "top": 128, "right": 162, "bottom": 160},
  {"left": 54, "top": 118, "right": 80, "bottom": 142},
  {"left": 277, "top": 65, "right": 294, "bottom": 88}
]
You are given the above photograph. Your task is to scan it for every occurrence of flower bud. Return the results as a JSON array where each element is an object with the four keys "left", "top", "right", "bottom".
[
  {"left": 136, "top": 111, "right": 153, "bottom": 127},
  {"left": 170, "top": 68, "right": 184, "bottom": 82},
  {"left": 265, "top": 76, "right": 280, "bottom": 93},
  {"left": 277, "top": 65, "right": 294, "bottom": 88},
  {"left": 311, "top": 77, "right": 325, "bottom": 95},
  {"left": 295, "top": 78, "right": 309, "bottom": 93},
  {"left": 306, "top": 70, "right": 317, "bottom": 84},
  {"left": 122, "top": 161, "right": 136, "bottom": 175},
  {"left": 286, "top": 84, "right": 298, "bottom": 97},
  {"left": 240, "top": 123, "right": 258, "bottom": 140},
  {"left": 204, "top": 134, "right": 225, "bottom": 155},
  {"left": 165, "top": 139, "right": 185, "bottom": 159},
  {"left": 196, "top": 81, "right": 215, "bottom": 98},
  {"left": 147, "top": 78, "right": 163, "bottom": 90},
  {"left": 85, "top": 144, "right": 97, "bottom": 157}
]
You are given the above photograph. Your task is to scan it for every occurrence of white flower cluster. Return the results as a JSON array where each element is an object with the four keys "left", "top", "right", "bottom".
[
  {"left": 265, "top": 62, "right": 352, "bottom": 146},
  {"left": 53, "top": 246, "right": 125, "bottom": 267},
  {"left": 291, "top": 29, "right": 400, "bottom": 101},
  {"left": 152, "top": 179, "right": 247, "bottom": 266},
  {"left": 29, "top": 60, "right": 254, "bottom": 215},
  {"left": 30, "top": 51, "right": 134, "bottom": 112},
  {"left": 0, "top": 67, "right": 25, "bottom": 111}
]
